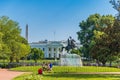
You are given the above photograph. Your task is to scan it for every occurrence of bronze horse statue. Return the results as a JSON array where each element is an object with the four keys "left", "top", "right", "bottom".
[{"left": 61, "top": 37, "right": 76, "bottom": 53}]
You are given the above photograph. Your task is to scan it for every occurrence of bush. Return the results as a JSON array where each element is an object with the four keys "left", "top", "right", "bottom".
[
  {"left": 7, "top": 63, "right": 21, "bottom": 68},
  {"left": 0, "top": 63, "right": 8, "bottom": 68}
]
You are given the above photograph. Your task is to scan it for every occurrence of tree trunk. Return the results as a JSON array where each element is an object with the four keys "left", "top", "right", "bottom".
[
  {"left": 102, "top": 61, "right": 106, "bottom": 66},
  {"left": 34, "top": 59, "right": 37, "bottom": 63},
  {"left": 16, "top": 58, "right": 19, "bottom": 63},
  {"left": 109, "top": 61, "right": 112, "bottom": 67},
  {"left": 96, "top": 60, "right": 100, "bottom": 66},
  {"left": 10, "top": 56, "right": 13, "bottom": 63}
]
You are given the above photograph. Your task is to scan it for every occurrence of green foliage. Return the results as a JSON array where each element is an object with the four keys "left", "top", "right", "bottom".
[
  {"left": 90, "top": 19, "right": 120, "bottom": 66},
  {"left": 93, "top": 30, "right": 104, "bottom": 39},
  {"left": 77, "top": 14, "right": 115, "bottom": 59},
  {"left": 0, "top": 16, "right": 30, "bottom": 62},
  {"left": 27, "top": 48, "right": 44, "bottom": 63},
  {"left": 70, "top": 49, "right": 81, "bottom": 56}
]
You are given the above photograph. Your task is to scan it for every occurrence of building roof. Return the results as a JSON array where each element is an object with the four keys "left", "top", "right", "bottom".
[{"left": 30, "top": 40, "right": 65, "bottom": 47}]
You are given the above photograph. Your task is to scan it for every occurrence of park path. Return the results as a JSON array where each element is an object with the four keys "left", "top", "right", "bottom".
[{"left": 0, "top": 69, "right": 28, "bottom": 80}]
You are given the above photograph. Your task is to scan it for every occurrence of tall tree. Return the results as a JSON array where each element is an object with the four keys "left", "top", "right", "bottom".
[
  {"left": 77, "top": 14, "right": 114, "bottom": 60},
  {"left": 90, "top": 19, "right": 120, "bottom": 66},
  {"left": 0, "top": 16, "right": 30, "bottom": 62}
]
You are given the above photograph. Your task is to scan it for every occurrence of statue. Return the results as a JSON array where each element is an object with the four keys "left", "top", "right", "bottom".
[
  {"left": 110, "top": 0, "right": 120, "bottom": 20},
  {"left": 62, "top": 36, "right": 76, "bottom": 53},
  {"left": 60, "top": 36, "right": 82, "bottom": 66}
]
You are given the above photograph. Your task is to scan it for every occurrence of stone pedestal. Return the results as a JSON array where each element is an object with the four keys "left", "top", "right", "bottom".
[{"left": 60, "top": 53, "right": 82, "bottom": 66}]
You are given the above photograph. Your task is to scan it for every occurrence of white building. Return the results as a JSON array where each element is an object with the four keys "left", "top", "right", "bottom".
[
  {"left": 30, "top": 40, "right": 81, "bottom": 59},
  {"left": 30, "top": 40, "right": 66, "bottom": 59}
]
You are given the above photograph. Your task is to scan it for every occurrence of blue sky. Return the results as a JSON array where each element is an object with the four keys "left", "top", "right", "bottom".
[{"left": 0, "top": 0, "right": 117, "bottom": 42}]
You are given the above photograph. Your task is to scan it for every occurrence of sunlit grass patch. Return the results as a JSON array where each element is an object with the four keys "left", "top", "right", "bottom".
[{"left": 11, "top": 66, "right": 120, "bottom": 80}]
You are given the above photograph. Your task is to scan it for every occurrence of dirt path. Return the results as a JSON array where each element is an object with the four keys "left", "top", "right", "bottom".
[{"left": 0, "top": 69, "right": 28, "bottom": 80}]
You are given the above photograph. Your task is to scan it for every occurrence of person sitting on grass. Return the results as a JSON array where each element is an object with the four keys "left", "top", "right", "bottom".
[
  {"left": 38, "top": 68, "right": 43, "bottom": 75},
  {"left": 42, "top": 62, "right": 53, "bottom": 71},
  {"left": 42, "top": 62, "right": 46, "bottom": 71},
  {"left": 48, "top": 62, "right": 53, "bottom": 71}
]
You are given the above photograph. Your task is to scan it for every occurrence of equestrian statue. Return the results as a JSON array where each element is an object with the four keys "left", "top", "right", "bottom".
[{"left": 61, "top": 36, "right": 76, "bottom": 53}]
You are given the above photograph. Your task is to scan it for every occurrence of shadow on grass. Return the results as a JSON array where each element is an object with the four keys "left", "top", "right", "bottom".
[{"left": 43, "top": 73, "right": 120, "bottom": 79}]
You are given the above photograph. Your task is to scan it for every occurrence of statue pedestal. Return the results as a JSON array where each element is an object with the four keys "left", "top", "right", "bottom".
[{"left": 60, "top": 53, "right": 82, "bottom": 66}]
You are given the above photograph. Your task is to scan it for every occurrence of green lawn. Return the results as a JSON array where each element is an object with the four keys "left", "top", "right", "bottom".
[
  {"left": 11, "top": 66, "right": 120, "bottom": 80},
  {"left": 13, "top": 73, "right": 120, "bottom": 80},
  {"left": 11, "top": 66, "right": 120, "bottom": 73}
]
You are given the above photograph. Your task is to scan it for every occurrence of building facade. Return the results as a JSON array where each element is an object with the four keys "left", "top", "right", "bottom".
[
  {"left": 30, "top": 40, "right": 81, "bottom": 59},
  {"left": 30, "top": 40, "right": 67, "bottom": 59}
]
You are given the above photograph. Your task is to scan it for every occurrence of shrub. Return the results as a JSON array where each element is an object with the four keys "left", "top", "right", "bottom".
[
  {"left": 7, "top": 63, "right": 21, "bottom": 68},
  {"left": 0, "top": 63, "right": 8, "bottom": 68}
]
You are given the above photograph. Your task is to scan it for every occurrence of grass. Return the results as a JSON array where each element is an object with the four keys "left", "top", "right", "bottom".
[
  {"left": 42, "top": 73, "right": 120, "bottom": 80},
  {"left": 13, "top": 73, "right": 120, "bottom": 80},
  {"left": 11, "top": 66, "right": 40, "bottom": 73},
  {"left": 11, "top": 66, "right": 120, "bottom": 73},
  {"left": 11, "top": 66, "right": 120, "bottom": 80}
]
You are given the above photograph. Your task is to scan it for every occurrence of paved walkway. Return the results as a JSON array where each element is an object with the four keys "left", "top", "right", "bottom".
[{"left": 0, "top": 69, "right": 28, "bottom": 80}]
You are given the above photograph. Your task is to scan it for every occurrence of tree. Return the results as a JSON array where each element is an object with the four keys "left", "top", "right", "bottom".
[
  {"left": 28, "top": 48, "right": 44, "bottom": 63},
  {"left": 90, "top": 34, "right": 110, "bottom": 66},
  {"left": 77, "top": 14, "right": 114, "bottom": 60},
  {"left": 103, "top": 19, "right": 120, "bottom": 66},
  {"left": 0, "top": 16, "right": 30, "bottom": 62},
  {"left": 90, "top": 19, "right": 120, "bottom": 66}
]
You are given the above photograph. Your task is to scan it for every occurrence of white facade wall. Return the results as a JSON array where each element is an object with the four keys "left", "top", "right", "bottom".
[
  {"left": 30, "top": 41, "right": 81, "bottom": 59},
  {"left": 30, "top": 41, "right": 64, "bottom": 58}
]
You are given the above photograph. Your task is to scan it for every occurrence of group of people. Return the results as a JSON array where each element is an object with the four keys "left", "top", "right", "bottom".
[
  {"left": 42, "top": 62, "right": 53, "bottom": 71},
  {"left": 38, "top": 62, "right": 52, "bottom": 74}
]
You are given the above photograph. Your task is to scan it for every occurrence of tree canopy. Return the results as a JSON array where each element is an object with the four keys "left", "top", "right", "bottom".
[
  {"left": 90, "top": 19, "right": 120, "bottom": 66},
  {"left": 27, "top": 48, "right": 44, "bottom": 63},
  {"left": 77, "top": 14, "right": 115, "bottom": 60},
  {"left": 0, "top": 16, "right": 30, "bottom": 62},
  {"left": 77, "top": 13, "right": 120, "bottom": 66}
]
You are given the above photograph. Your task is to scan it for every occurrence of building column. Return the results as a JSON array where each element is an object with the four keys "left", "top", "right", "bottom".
[
  {"left": 52, "top": 47, "right": 54, "bottom": 58},
  {"left": 46, "top": 47, "right": 48, "bottom": 58},
  {"left": 56, "top": 48, "right": 59, "bottom": 58}
]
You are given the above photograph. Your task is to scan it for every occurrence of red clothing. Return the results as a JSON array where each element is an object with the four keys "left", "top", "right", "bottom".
[{"left": 38, "top": 68, "right": 42, "bottom": 74}]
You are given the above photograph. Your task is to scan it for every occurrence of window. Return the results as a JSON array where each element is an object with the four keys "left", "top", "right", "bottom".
[
  {"left": 54, "top": 53, "right": 56, "bottom": 58},
  {"left": 59, "top": 54, "right": 61, "bottom": 58},
  {"left": 54, "top": 48, "right": 56, "bottom": 51},
  {"left": 43, "top": 48, "right": 45, "bottom": 51},
  {"left": 49, "top": 48, "right": 51, "bottom": 51},
  {"left": 49, "top": 53, "right": 51, "bottom": 58}
]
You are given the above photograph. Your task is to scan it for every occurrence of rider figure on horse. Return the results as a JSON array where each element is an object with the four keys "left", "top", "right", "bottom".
[{"left": 62, "top": 36, "right": 76, "bottom": 53}]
